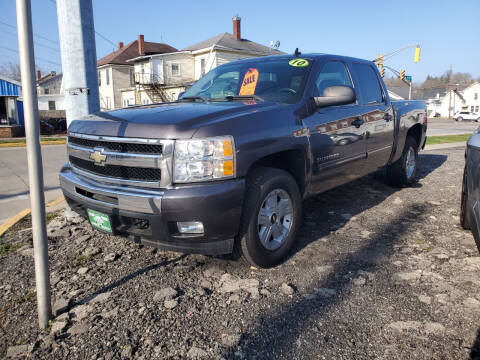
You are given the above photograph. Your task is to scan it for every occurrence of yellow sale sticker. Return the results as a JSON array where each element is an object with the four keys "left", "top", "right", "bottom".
[
  {"left": 239, "top": 68, "right": 259, "bottom": 95},
  {"left": 288, "top": 58, "right": 309, "bottom": 67}
]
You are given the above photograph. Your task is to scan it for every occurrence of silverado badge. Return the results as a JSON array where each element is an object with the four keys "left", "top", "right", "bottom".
[{"left": 90, "top": 148, "right": 107, "bottom": 165}]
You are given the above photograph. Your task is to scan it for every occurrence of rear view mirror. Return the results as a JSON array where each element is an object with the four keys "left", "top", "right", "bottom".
[{"left": 314, "top": 86, "right": 356, "bottom": 108}]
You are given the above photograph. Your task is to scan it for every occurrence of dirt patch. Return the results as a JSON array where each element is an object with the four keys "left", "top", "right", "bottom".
[{"left": 0, "top": 148, "right": 479, "bottom": 359}]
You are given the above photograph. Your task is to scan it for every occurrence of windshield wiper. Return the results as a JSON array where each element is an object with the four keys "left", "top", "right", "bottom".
[
  {"left": 211, "top": 95, "right": 264, "bottom": 102},
  {"left": 178, "top": 96, "right": 207, "bottom": 103}
]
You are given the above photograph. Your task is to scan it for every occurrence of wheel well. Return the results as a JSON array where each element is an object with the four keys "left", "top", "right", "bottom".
[
  {"left": 407, "top": 124, "right": 422, "bottom": 149},
  {"left": 247, "top": 150, "right": 306, "bottom": 195}
]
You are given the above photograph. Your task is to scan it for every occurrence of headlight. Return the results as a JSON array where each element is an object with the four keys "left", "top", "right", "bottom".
[{"left": 174, "top": 136, "right": 235, "bottom": 183}]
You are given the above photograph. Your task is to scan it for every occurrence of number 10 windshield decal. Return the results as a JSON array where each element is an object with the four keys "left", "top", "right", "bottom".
[{"left": 288, "top": 59, "right": 310, "bottom": 67}]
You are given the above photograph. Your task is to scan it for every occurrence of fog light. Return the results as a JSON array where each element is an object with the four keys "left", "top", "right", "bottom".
[{"left": 177, "top": 221, "right": 204, "bottom": 234}]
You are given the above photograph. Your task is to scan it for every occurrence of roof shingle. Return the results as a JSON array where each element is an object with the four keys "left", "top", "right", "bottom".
[
  {"left": 182, "top": 33, "right": 283, "bottom": 55},
  {"left": 97, "top": 40, "right": 177, "bottom": 66}
]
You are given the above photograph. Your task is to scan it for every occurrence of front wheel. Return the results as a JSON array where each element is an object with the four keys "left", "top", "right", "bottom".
[
  {"left": 233, "top": 167, "right": 302, "bottom": 268},
  {"left": 457, "top": 117, "right": 463, "bottom": 122},
  {"left": 386, "top": 136, "right": 419, "bottom": 187}
]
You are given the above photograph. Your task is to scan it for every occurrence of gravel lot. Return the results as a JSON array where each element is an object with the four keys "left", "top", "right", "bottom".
[{"left": 1, "top": 147, "right": 479, "bottom": 359}]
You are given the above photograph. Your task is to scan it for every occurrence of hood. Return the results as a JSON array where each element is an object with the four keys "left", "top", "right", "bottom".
[{"left": 68, "top": 101, "right": 277, "bottom": 139}]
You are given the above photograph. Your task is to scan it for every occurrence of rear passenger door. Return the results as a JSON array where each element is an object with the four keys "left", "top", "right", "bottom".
[
  {"left": 351, "top": 63, "right": 395, "bottom": 170},
  {"left": 303, "top": 60, "right": 368, "bottom": 194}
]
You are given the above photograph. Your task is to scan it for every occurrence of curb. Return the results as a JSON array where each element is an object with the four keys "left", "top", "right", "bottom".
[
  {"left": 0, "top": 140, "right": 66, "bottom": 148},
  {"left": 0, "top": 195, "right": 66, "bottom": 237},
  {"left": 424, "top": 142, "right": 466, "bottom": 151}
]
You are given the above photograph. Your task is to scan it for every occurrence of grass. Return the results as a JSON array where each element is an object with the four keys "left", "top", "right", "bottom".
[
  {"left": 0, "top": 242, "right": 22, "bottom": 255},
  {"left": 426, "top": 133, "right": 471, "bottom": 145},
  {"left": 73, "top": 254, "right": 94, "bottom": 267}
]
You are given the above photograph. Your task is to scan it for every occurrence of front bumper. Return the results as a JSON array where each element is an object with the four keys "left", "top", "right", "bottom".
[{"left": 60, "top": 164, "right": 245, "bottom": 255}]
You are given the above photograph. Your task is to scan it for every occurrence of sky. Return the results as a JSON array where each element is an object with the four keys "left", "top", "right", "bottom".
[{"left": 0, "top": 0, "right": 479, "bottom": 83}]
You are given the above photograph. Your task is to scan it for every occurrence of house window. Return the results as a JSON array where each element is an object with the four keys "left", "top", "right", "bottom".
[
  {"left": 200, "top": 58, "right": 206, "bottom": 77},
  {"left": 106, "top": 69, "right": 110, "bottom": 85},
  {"left": 98, "top": 71, "right": 101, "bottom": 86},
  {"left": 129, "top": 69, "right": 135, "bottom": 86},
  {"left": 48, "top": 101, "right": 56, "bottom": 110},
  {"left": 475, "top": 93, "right": 478, "bottom": 100},
  {"left": 171, "top": 63, "right": 181, "bottom": 77},
  {"left": 44, "top": 88, "right": 49, "bottom": 94},
  {"left": 472, "top": 106, "right": 475, "bottom": 112},
  {"left": 476, "top": 106, "right": 479, "bottom": 112}
]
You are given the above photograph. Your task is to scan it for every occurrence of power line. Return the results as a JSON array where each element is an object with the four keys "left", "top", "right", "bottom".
[
  {"left": 47, "top": 0, "right": 117, "bottom": 47},
  {"left": 0, "top": 20, "right": 59, "bottom": 45},
  {"left": 0, "top": 45, "right": 62, "bottom": 66},
  {"left": 1, "top": 29, "right": 60, "bottom": 53}
]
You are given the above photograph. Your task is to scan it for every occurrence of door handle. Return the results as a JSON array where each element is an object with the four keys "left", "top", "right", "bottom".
[
  {"left": 384, "top": 113, "right": 393, "bottom": 122},
  {"left": 352, "top": 118, "right": 364, "bottom": 128}
]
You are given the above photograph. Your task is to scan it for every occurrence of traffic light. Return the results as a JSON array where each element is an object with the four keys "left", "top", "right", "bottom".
[
  {"left": 378, "top": 54, "right": 383, "bottom": 68},
  {"left": 414, "top": 46, "right": 421, "bottom": 63},
  {"left": 380, "top": 68, "right": 385, "bottom": 77},
  {"left": 400, "top": 70, "right": 405, "bottom": 80}
]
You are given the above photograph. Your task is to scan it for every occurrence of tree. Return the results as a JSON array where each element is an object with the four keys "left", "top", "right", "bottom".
[
  {"left": 0, "top": 61, "right": 22, "bottom": 82},
  {"left": 0, "top": 61, "right": 46, "bottom": 82}
]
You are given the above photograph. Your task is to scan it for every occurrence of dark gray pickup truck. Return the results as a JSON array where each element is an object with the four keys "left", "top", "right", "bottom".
[{"left": 60, "top": 54, "right": 427, "bottom": 267}]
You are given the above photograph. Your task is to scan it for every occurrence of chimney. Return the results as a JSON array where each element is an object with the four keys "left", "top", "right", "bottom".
[
  {"left": 118, "top": 41, "right": 124, "bottom": 49},
  {"left": 232, "top": 15, "right": 241, "bottom": 41},
  {"left": 36, "top": 70, "right": 41, "bottom": 80},
  {"left": 138, "top": 34, "right": 145, "bottom": 55}
]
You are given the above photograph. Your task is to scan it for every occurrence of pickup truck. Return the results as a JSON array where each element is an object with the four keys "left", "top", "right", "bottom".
[{"left": 60, "top": 54, "right": 427, "bottom": 268}]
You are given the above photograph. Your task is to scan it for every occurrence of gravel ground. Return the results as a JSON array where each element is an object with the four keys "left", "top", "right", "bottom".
[{"left": 1, "top": 147, "right": 479, "bottom": 359}]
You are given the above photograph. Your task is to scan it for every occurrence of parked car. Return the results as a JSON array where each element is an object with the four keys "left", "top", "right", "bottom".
[
  {"left": 39, "top": 120, "right": 55, "bottom": 135},
  {"left": 454, "top": 111, "right": 480, "bottom": 122},
  {"left": 461, "top": 130, "right": 480, "bottom": 253},
  {"left": 60, "top": 54, "right": 427, "bottom": 267}
]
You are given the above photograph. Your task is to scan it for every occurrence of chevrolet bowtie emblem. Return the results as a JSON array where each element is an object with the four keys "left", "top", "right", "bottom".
[{"left": 90, "top": 148, "right": 107, "bottom": 165}]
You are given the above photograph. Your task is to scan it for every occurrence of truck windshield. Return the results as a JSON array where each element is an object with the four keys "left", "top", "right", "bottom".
[{"left": 180, "top": 58, "right": 312, "bottom": 104}]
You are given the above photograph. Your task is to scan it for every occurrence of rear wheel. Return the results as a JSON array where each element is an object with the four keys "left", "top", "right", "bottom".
[
  {"left": 476, "top": 118, "right": 480, "bottom": 123},
  {"left": 386, "top": 136, "right": 419, "bottom": 187},
  {"left": 233, "top": 167, "right": 302, "bottom": 268},
  {"left": 457, "top": 116, "right": 463, "bottom": 122}
]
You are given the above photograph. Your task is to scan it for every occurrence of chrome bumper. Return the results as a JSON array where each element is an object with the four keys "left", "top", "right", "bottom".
[{"left": 59, "top": 164, "right": 163, "bottom": 214}]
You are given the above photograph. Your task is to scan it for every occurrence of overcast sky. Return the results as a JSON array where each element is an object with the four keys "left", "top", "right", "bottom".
[{"left": 1, "top": 0, "right": 478, "bottom": 82}]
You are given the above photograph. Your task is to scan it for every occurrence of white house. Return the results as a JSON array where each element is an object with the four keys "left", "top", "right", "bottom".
[
  {"left": 432, "top": 82, "right": 480, "bottom": 118},
  {"left": 126, "top": 16, "right": 283, "bottom": 103},
  {"left": 36, "top": 71, "right": 65, "bottom": 114},
  {"left": 96, "top": 35, "right": 177, "bottom": 110}
]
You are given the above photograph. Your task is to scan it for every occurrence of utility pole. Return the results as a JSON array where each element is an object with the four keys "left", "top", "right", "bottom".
[
  {"left": 409, "top": 82, "right": 412, "bottom": 100},
  {"left": 448, "top": 64, "right": 453, "bottom": 119},
  {"left": 15, "top": 0, "right": 51, "bottom": 329},
  {"left": 56, "top": 0, "right": 100, "bottom": 127}
]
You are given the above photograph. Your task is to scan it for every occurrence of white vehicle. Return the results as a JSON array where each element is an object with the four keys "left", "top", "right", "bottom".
[{"left": 454, "top": 111, "right": 480, "bottom": 122}]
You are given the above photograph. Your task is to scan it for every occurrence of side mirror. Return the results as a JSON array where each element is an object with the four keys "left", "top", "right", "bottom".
[
  {"left": 314, "top": 85, "right": 356, "bottom": 108},
  {"left": 177, "top": 91, "right": 185, "bottom": 100}
]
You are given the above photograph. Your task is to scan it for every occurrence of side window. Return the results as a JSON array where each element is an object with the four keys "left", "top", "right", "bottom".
[
  {"left": 315, "top": 61, "right": 352, "bottom": 96},
  {"left": 352, "top": 63, "right": 384, "bottom": 104}
]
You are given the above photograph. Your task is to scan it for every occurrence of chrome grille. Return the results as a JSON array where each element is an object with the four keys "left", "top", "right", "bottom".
[
  {"left": 67, "top": 132, "right": 174, "bottom": 188},
  {"left": 68, "top": 136, "right": 163, "bottom": 154}
]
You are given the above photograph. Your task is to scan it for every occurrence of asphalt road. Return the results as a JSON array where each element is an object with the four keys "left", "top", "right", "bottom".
[
  {"left": 427, "top": 117, "right": 478, "bottom": 136},
  {"left": 0, "top": 144, "right": 67, "bottom": 224}
]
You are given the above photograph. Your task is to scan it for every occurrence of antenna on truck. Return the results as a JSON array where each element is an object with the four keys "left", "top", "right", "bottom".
[{"left": 294, "top": 48, "right": 301, "bottom": 57}]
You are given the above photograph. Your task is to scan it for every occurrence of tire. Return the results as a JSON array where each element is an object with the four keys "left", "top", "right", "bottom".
[
  {"left": 233, "top": 167, "right": 302, "bottom": 268},
  {"left": 476, "top": 118, "right": 480, "bottom": 123},
  {"left": 386, "top": 136, "right": 419, "bottom": 187},
  {"left": 460, "top": 166, "right": 471, "bottom": 230},
  {"left": 457, "top": 117, "right": 463, "bottom": 122}
]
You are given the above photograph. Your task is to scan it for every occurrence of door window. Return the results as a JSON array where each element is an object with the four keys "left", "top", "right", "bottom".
[
  {"left": 352, "top": 63, "right": 384, "bottom": 104},
  {"left": 315, "top": 61, "right": 352, "bottom": 96}
]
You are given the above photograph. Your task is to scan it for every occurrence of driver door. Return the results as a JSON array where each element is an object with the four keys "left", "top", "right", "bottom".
[{"left": 302, "top": 60, "right": 368, "bottom": 194}]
